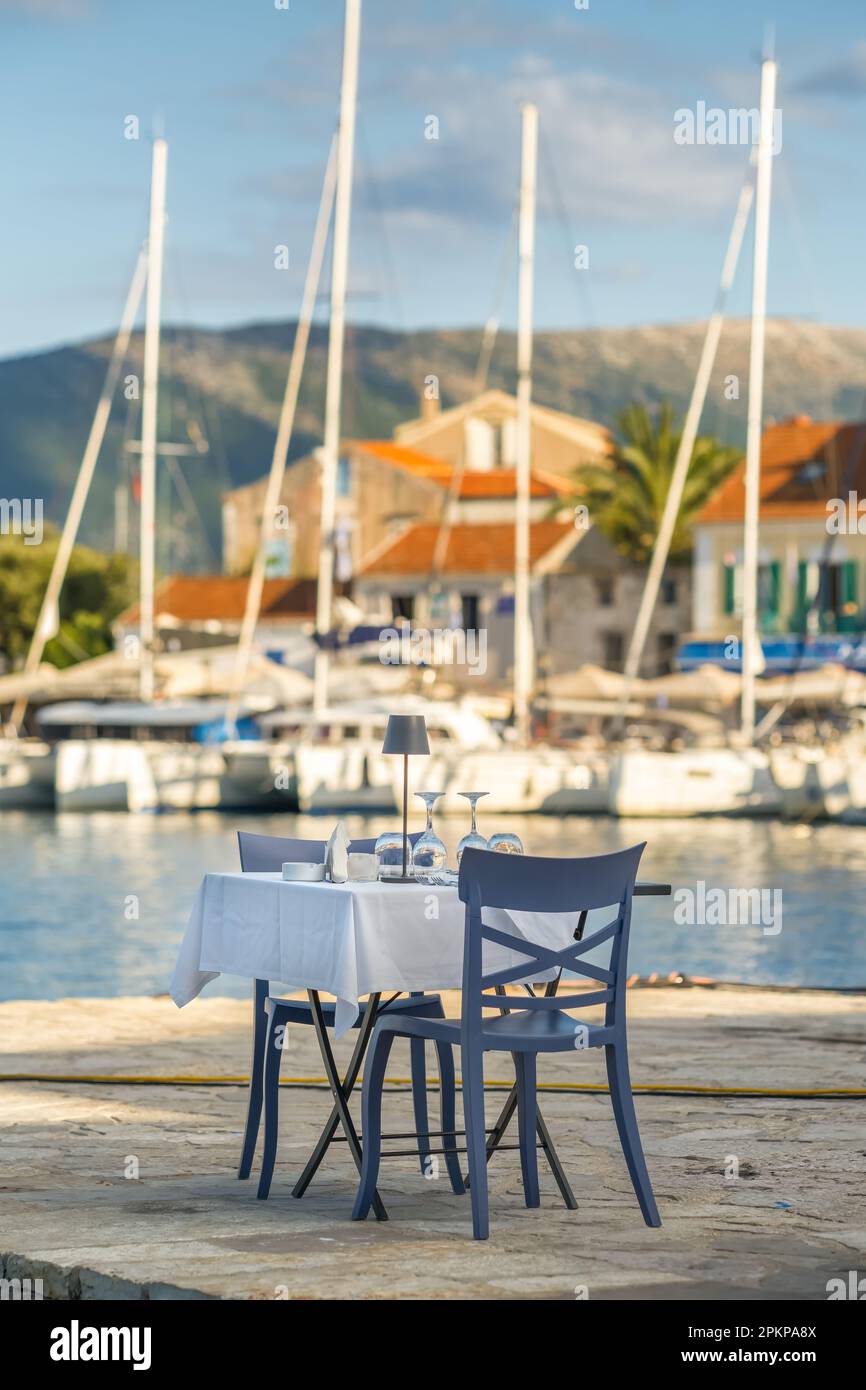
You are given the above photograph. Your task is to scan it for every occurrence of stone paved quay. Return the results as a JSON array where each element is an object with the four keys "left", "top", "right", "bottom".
[{"left": 1, "top": 987, "right": 865, "bottom": 1300}]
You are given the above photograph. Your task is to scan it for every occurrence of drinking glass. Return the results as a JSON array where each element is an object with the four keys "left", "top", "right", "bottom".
[
  {"left": 375, "top": 830, "right": 413, "bottom": 881},
  {"left": 456, "top": 791, "right": 489, "bottom": 864},
  {"left": 487, "top": 831, "right": 524, "bottom": 855},
  {"left": 413, "top": 792, "right": 448, "bottom": 880}
]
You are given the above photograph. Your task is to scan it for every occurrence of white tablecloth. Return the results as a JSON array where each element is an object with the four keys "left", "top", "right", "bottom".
[{"left": 170, "top": 873, "right": 583, "bottom": 1037}]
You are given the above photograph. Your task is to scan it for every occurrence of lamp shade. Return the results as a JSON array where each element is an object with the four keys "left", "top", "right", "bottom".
[{"left": 382, "top": 713, "right": 430, "bottom": 756}]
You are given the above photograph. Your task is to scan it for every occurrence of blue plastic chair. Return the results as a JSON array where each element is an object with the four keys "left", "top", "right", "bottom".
[
  {"left": 353, "top": 842, "right": 661, "bottom": 1240},
  {"left": 234, "top": 831, "right": 457, "bottom": 1204}
]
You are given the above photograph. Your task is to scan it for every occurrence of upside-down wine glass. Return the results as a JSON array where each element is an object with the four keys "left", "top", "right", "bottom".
[
  {"left": 413, "top": 792, "right": 448, "bottom": 881},
  {"left": 456, "top": 791, "right": 489, "bottom": 865},
  {"left": 487, "top": 830, "right": 524, "bottom": 854}
]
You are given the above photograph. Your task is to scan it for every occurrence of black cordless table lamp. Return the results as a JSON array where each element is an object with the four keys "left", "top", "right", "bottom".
[{"left": 382, "top": 714, "right": 430, "bottom": 881}]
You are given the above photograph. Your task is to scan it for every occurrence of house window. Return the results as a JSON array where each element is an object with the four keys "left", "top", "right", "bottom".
[
  {"left": 657, "top": 632, "right": 677, "bottom": 672},
  {"left": 725, "top": 561, "right": 781, "bottom": 627},
  {"left": 337, "top": 457, "right": 352, "bottom": 497},
  {"left": 464, "top": 419, "right": 495, "bottom": 471},
  {"left": 796, "top": 460, "right": 825, "bottom": 484},
  {"left": 595, "top": 577, "right": 614, "bottom": 607},
  {"left": 264, "top": 535, "right": 293, "bottom": 578},
  {"left": 660, "top": 576, "right": 677, "bottom": 605},
  {"left": 807, "top": 560, "right": 860, "bottom": 632},
  {"left": 392, "top": 594, "right": 414, "bottom": 622},
  {"left": 460, "top": 594, "right": 480, "bottom": 631},
  {"left": 757, "top": 561, "right": 780, "bottom": 630},
  {"left": 602, "top": 631, "right": 624, "bottom": 669}
]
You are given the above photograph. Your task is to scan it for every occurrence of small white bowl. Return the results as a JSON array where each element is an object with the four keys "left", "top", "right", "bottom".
[{"left": 281, "top": 862, "right": 326, "bottom": 882}]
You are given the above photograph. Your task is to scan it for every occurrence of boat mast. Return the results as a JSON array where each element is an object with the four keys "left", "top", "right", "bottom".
[
  {"left": 741, "top": 54, "right": 777, "bottom": 743},
  {"left": 225, "top": 136, "right": 338, "bottom": 736},
  {"left": 9, "top": 249, "right": 148, "bottom": 734},
  {"left": 313, "top": 0, "right": 361, "bottom": 718},
  {"left": 139, "top": 137, "right": 168, "bottom": 703},
  {"left": 613, "top": 168, "right": 755, "bottom": 730},
  {"left": 430, "top": 211, "right": 518, "bottom": 587},
  {"left": 513, "top": 101, "right": 538, "bottom": 744}
]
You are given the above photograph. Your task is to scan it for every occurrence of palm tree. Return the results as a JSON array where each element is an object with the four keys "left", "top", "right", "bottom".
[{"left": 560, "top": 401, "right": 741, "bottom": 564}]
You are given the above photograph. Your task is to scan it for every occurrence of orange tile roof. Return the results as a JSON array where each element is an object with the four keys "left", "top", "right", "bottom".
[
  {"left": 359, "top": 522, "right": 576, "bottom": 576},
  {"left": 353, "top": 440, "right": 566, "bottom": 498},
  {"left": 352, "top": 439, "right": 452, "bottom": 482},
  {"left": 457, "top": 468, "right": 565, "bottom": 499},
  {"left": 698, "top": 418, "right": 866, "bottom": 523},
  {"left": 120, "top": 576, "right": 320, "bottom": 626}
]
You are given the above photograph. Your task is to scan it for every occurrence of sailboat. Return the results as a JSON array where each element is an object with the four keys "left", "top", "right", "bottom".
[
  {"left": 393, "top": 102, "right": 612, "bottom": 814},
  {"left": 608, "top": 50, "right": 812, "bottom": 817},
  {"left": 1, "top": 139, "right": 298, "bottom": 811}
]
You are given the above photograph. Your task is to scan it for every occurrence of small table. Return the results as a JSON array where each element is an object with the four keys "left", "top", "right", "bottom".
[{"left": 172, "top": 873, "right": 670, "bottom": 1213}]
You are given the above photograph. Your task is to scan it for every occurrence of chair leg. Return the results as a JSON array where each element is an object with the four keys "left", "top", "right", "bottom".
[
  {"left": 435, "top": 1043, "right": 465, "bottom": 1195},
  {"left": 462, "top": 1045, "right": 489, "bottom": 1240},
  {"left": 256, "top": 1007, "right": 284, "bottom": 1200},
  {"left": 605, "top": 1042, "right": 661, "bottom": 1228},
  {"left": 515, "top": 1052, "right": 540, "bottom": 1209},
  {"left": 238, "top": 978, "right": 268, "bottom": 1179},
  {"left": 352, "top": 1028, "right": 395, "bottom": 1221},
  {"left": 409, "top": 1037, "right": 432, "bottom": 1177}
]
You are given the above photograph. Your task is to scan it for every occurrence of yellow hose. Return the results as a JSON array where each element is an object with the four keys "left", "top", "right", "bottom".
[{"left": 0, "top": 1073, "right": 863, "bottom": 1098}]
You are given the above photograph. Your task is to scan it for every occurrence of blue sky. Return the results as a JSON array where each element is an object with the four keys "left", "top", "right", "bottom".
[{"left": 2, "top": 0, "right": 865, "bottom": 358}]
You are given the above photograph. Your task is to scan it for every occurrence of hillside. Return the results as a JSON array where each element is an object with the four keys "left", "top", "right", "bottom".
[{"left": 2, "top": 317, "right": 865, "bottom": 566}]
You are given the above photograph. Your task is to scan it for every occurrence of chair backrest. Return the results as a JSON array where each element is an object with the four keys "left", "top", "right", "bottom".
[
  {"left": 237, "top": 831, "right": 325, "bottom": 872},
  {"left": 236, "top": 829, "right": 423, "bottom": 872},
  {"left": 457, "top": 843, "right": 645, "bottom": 1036}
]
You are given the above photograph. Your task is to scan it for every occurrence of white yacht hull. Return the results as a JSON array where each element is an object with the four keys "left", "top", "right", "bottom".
[
  {"left": 53, "top": 739, "right": 295, "bottom": 812},
  {"left": 295, "top": 743, "right": 394, "bottom": 812},
  {"left": 0, "top": 739, "right": 56, "bottom": 808},
  {"left": 767, "top": 746, "right": 855, "bottom": 820},
  {"left": 229, "top": 742, "right": 608, "bottom": 815},
  {"left": 389, "top": 746, "right": 609, "bottom": 815},
  {"left": 608, "top": 747, "right": 782, "bottom": 817},
  {"left": 829, "top": 733, "right": 866, "bottom": 824}
]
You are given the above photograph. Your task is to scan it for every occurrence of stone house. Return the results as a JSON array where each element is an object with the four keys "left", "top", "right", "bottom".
[
  {"left": 355, "top": 520, "right": 690, "bottom": 682},
  {"left": 692, "top": 416, "right": 866, "bottom": 638},
  {"left": 221, "top": 388, "right": 613, "bottom": 579}
]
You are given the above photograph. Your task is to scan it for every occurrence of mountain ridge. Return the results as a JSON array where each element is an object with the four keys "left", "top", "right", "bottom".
[{"left": 2, "top": 316, "right": 865, "bottom": 565}]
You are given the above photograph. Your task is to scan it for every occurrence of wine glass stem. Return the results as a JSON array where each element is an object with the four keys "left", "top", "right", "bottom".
[{"left": 402, "top": 755, "right": 408, "bottom": 879}]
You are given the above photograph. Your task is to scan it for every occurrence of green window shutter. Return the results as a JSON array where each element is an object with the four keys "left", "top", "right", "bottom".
[
  {"left": 794, "top": 561, "right": 810, "bottom": 633},
  {"left": 723, "top": 563, "right": 735, "bottom": 616},
  {"left": 761, "top": 560, "right": 781, "bottom": 632},
  {"left": 839, "top": 560, "right": 859, "bottom": 632},
  {"left": 768, "top": 561, "right": 780, "bottom": 615}
]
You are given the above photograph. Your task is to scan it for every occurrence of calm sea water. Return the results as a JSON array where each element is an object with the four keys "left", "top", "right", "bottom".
[{"left": 1, "top": 810, "right": 865, "bottom": 1001}]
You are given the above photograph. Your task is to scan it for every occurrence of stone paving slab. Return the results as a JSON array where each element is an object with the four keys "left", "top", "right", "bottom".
[{"left": 1, "top": 987, "right": 864, "bottom": 1300}]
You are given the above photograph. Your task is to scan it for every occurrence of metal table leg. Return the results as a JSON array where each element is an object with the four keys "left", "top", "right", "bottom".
[{"left": 291, "top": 990, "right": 388, "bottom": 1221}]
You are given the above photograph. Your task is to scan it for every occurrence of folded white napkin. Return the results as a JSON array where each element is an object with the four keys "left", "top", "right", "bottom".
[{"left": 325, "top": 820, "right": 351, "bottom": 883}]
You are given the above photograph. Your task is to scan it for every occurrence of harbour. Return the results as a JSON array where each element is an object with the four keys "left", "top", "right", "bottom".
[{"left": 2, "top": 0, "right": 865, "bottom": 1329}]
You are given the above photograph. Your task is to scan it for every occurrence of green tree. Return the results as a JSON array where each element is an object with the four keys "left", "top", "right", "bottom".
[
  {"left": 0, "top": 532, "right": 137, "bottom": 669},
  {"left": 560, "top": 401, "right": 741, "bottom": 564}
]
